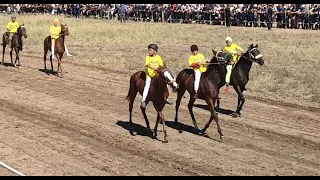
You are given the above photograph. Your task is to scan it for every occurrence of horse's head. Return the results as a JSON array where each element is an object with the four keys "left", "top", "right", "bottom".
[
  {"left": 60, "top": 23, "right": 70, "bottom": 36},
  {"left": 19, "top": 24, "right": 27, "bottom": 38},
  {"left": 156, "top": 66, "right": 179, "bottom": 92},
  {"left": 245, "top": 44, "right": 264, "bottom": 66}
]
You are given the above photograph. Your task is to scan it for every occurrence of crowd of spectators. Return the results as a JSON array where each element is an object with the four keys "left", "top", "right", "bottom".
[{"left": 0, "top": 4, "right": 319, "bottom": 30}]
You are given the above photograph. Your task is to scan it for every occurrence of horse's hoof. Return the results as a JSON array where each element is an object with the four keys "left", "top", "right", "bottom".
[
  {"left": 178, "top": 130, "right": 183, "bottom": 133},
  {"left": 232, "top": 113, "right": 241, "bottom": 118},
  {"left": 220, "top": 135, "right": 224, "bottom": 141},
  {"left": 130, "top": 129, "right": 137, "bottom": 136},
  {"left": 163, "top": 140, "right": 168, "bottom": 143},
  {"left": 198, "top": 130, "right": 206, "bottom": 136}
]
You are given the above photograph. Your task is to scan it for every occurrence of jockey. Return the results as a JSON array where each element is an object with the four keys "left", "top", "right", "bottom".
[
  {"left": 188, "top": 45, "right": 207, "bottom": 99},
  {"left": 50, "top": 19, "right": 61, "bottom": 59},
  {"left": 6, "top": 14, "right": 19, "bottom": 52},
  {"left": 141, "top": 44, "right": 164, "bottom": 108},
  {"left": 50, "top": 19, "right": 73, "bottom": 59},
  {"left": 223, "top": 36, "right": 244, "bottom": 93}
]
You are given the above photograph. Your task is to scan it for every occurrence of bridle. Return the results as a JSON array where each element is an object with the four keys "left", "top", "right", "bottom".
[
  {"left": 157, "top": 69, "right": 176, "bottom": 85},
  {"left": 241, "top": 47, "right": 263, "bottom": 63}
]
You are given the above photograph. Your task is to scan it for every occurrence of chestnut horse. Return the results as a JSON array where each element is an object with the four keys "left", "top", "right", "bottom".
[
  {"left": 174, "top": 51, "right": 231, "bottom": 140},
  {"left": 43, "top": 23, "right": 69, "bottom": 77},
  {"left": 125, "top": 66, "right": 178, "bottom": 143},
  {"left": 2, "top": 25, "right": 28, "bottom": 68}
]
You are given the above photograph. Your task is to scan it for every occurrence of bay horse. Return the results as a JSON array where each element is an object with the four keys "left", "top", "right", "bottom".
[
  {"left": 215, "top": 44, "right": 264, "bottom": 117},
  {"left": 174, "top": 51, "right": 230, "bottom": 140},
  {"left": 125, "top": 66, "right": 178, "bottom": 143},
  {"left": 43, "top": 23, "right": 69, "bottom": 77},
  {"left": 1, "top": 25, "right": 28, "bottom": 68}
]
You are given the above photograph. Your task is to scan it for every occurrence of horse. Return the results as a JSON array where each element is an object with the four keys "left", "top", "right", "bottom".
[
  {"left": 43, "top": 23, "right": 69, "bottom": 77},
  {"left": 215, "top": 44, "right": 264, "bottom": 117},
  {"left": 174, "top": 51, "right": 230, "bottom": 140},
  {"left": 1, "top": 25, "right": 28, "bottom": 68},
  {"left": 125, "top": 66, "right": 178, "bottom": 143}
]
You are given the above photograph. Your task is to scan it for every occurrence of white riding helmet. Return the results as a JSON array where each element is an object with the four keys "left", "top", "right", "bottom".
[{"left": 225, "top": 36, "right": 232, "bottom": 42}]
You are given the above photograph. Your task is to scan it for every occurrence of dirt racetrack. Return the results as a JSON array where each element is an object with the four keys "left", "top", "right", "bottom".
[{"left": 0, "top": 54, "right": 319, "bottom": 176}]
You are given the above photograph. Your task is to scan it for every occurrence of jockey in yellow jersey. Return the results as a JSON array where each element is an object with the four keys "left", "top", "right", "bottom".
[
  {"left": 50, "top": 19, "right": 61, "bottom": 59},
  {"left": 6, "top": 14, "right": 19, "bottom": 52},
  {"left": 188, "top": 45, "right": 208, "bottom": 99},
  {"left": 223, "top": 36, "right": 244, "bottom": 93},
  {"left": 141, "top": 44, "right": 164, "bottom": 108}
]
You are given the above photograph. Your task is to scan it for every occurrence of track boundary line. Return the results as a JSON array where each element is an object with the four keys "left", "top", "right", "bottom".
[{"left": 0, "top": 160, "right": 26, "bottom": 176}]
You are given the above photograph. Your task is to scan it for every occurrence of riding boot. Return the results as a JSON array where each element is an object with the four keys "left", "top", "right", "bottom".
[{"left": 51, "top": 46, "right": 55, "bottom": 59}]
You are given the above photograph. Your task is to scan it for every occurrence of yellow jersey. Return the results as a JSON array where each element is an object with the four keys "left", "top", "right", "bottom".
[
  {"left": 7, "top": 21, "right": 19, "bottom": 33},
  {"left": 224, "top": 43, "right": 244, "bottom": 62},
  {"left": 145, "top": 55, "right": 164, "bottom": 78},
  {"left": 50, "top": 25, "right": 61, "bottom": 39},
  {"left": 188, "top": 53, "right": 207, "bottom": 73}
]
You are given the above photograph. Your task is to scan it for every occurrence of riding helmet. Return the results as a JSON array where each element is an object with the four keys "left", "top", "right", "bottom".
[{"left": 148, "top": 44, "right": 158, "bottom": 51}]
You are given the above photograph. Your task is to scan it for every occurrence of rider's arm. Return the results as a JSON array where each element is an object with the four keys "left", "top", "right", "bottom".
[
  {"left": 188, "top": 56, "right": 195, "bottom": 67},
  {"left": 200, "top": 54, "right": 208, "bottom": 64},
  {"left": 235, "top": 44, "right": 244, "bottom": 53},
  {"left": 158, "top": 56, "right": 164, "bottom": 68},
  {"left": 144, "top": 57, "right": 155, "bottom": 70},
  {"left": 6, "top": 22, "right": 11, "bottom": 32}
]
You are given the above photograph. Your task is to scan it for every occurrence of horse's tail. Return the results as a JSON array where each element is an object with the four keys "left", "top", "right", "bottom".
[
  {"left": 125, "top": 91, "right": 130, "bottom": 102},
  {"left": 125, "top": 73, "right": 137, "bottom": 102}
]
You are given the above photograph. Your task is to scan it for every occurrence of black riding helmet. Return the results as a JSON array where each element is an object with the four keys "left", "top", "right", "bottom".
[
  {"left": 191, "top": 45, "right": 198, "bottom": 52},
  {"left": 148, "top": 44, "right": 158, "bottom": 51}
]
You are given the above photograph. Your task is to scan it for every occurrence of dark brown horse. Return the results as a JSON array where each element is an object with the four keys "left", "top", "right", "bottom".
[
  {"left": 174, "top": 51, "right": 230, "bottom": 140},
  {"left": 215, "top": 44, "right": 264, "bottom": 117},
  {"left": 43, "top": 23, "right": 69, "bottom": 77},
  {"left": 1, "top": 25, "right": 28, "bottom": 68},
  {"left": 125, "top": 66, "right": 178, "bottom": 143}
]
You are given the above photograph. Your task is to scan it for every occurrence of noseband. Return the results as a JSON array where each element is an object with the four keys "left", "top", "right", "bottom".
[{"left": 241, "top": 48, "right": 263, "bottom": 62}]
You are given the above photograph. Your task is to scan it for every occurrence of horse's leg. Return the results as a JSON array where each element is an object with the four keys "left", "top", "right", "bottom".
[
  {"left": 174, "top": 85, "right": 186, "bottom": 126},
  {"left": 201, "top": 98, "right": 224, "bottom": 140},
  {"left": 44, "top": 47, "right": 48, "bottom": 70},
  {"left": 153, "top": 113, "right": 160, "bottom": 139},
  {"left": 14, "top": 48, "right": 19, "bottom": 68},
  {"left": 216, "top": 88, "right": 221, "bottom": 109},
  {"left": 14, "top": 50, "right": 18, "bottom": 66},
  {"left": 187, "top": 97, "right": 200, "bottom": 132},
  {"left": 140, "top": 102, "right": 151, "bottom": 130},
  {"left": 56, "top": 57, "right": 61, "bottom": 77},
  {"left": 2, "top": 44, "right": 5, "bottom": 65},
  {"left": 9, "top": 48, "right": 14, "bottom": 67},
  {"left": 233, "top": 85, "right": 245, "bottom": 117},
  {"left": 50, "top": 55, "right": 54, "bottom": 72},
  {"left": 128, "top": 88, "right": 138, "bottom": 135},
  {"left": 59, "top": 54, "right": 63, "bottom": 76},
  {"left": 159, "top": 111, "right": 168, "bottom": 143}
]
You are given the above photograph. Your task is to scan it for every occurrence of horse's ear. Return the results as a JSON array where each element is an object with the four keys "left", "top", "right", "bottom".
[
  {"left": 249, "top": 44, "right": 254, "bottom": 49},
  {"left": 65, "top": 23, "right": 67, "bottom": 26},
  {"left": 212, "top": 49, "right": 217, "bottom": 55},
  {"left": 255, "top": 44, "right": 258, "bottom": 48}
]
